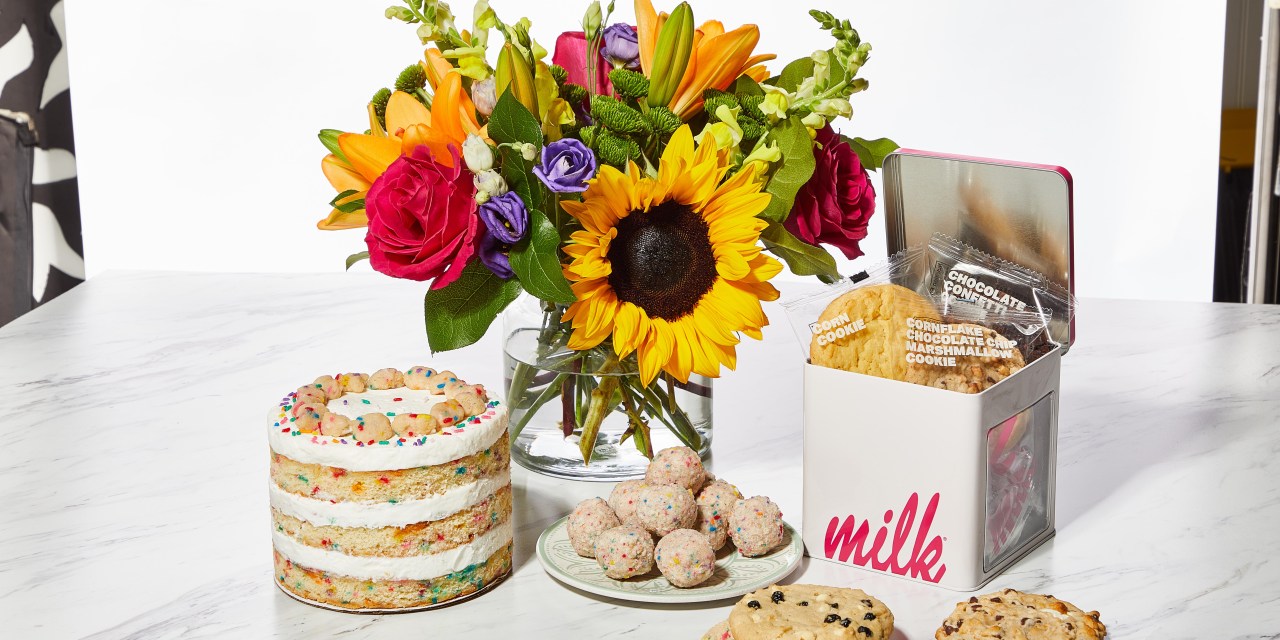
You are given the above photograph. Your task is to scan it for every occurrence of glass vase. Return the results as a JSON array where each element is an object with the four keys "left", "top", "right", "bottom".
[{"left": 502, "top": 294, "right": 713, "bottom": 481}]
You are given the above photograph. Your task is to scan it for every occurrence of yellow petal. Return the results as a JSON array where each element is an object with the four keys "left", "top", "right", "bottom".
[
  {"left": 386, "top": 91, "right": 432, "bottom": 133},
  {"left": 337, "top": 133, "right": 402, "bottom": 182},
  {"left": 316, "top": 207, "right": 368, "bottom": 230},
  {"left": 321, "top": 155, "right": 371, "bottom": 193}
]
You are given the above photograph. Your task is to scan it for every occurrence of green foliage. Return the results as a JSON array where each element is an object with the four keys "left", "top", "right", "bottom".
[
  {"left": 345, "top": 251, "right": 370, "bottom": 271},
  {"left": 578, "top": 125, "right": 599, "bottom": 147},
  {"left": 760, "top": 222, "right": 840, "bottom": 280},
  {"left": 488, "top": 91, "right": 544, "bottom": 146},
  {"left": 371, "top": 88, "right": 392, "bottom": 128},
  {"left": 645, "top": 106, "right": 682, "bottom": 137},
  {"left": 595, "top": 129, "right": 640, "bottom": 167},
  {"left": 738, "top": 116, "right": 766, "bottom": 144},
  {"left": 395, "top": 63, "right": 427, "bottom": 94},
  {"left": 509, "top": 209, "right": 576, "bottom": 304},
  {"left": 548, "top": 64, "right": 568, "bottom": 87},
  {"left": 609, "top": 69, "right": 650, "bottom": 100},
  {"left": 318, "top": 129, "right": 349, "bottom": 163},
  {"left": 758, "top": 116, "right": 816, "bottom": 223},
  {"left": 775, "top": 57, "right": 815, "bottom": 93},
  {"left": 730, "top": 75, "right": 764, "bottom": 96},
  {"left": 702, "top": 89, "right": 739, "bottom": 118},
  {"left": 739, "top": 94, "right": 766, "bottom": 122},
  {"left": 560, "top": 82, "right": 588, "bottom": 105},
  {"left": 845, "top": 136, "right": 899, "bottom": 171},
  {"left": 591, "top": 95, "right": 651, "bottom": 135},
  {"left": 424, "top": 262, "right": 523, "bottom": 352}
]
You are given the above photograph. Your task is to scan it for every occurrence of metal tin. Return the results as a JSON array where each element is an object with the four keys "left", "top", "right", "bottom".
[{"left": 882, "top": 150, "right": 1075, "bottom": 349}]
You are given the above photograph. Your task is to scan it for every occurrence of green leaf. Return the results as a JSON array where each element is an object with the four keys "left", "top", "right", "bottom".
[
  {"left": 333, "top": 198, "right": 366, "bottom": 214},
  {"left": 758, "top": 116, "right": 816, "bottom": 223},
  {"left": 498, "top": 146, "right": 553, "bottom": 220},
  {"left": 488, "top": 90, "right": 544, "bottom": 147},
  {"left": 328, "top": 189, "right": 360, "bottom": 207},
  {"left": 345, "top": 251, "right": 369, "bottom": 270},
  {"left": 509, "top": 209, "right": 575, "bottom": 304},
  {"left": 423, "top": 262, "right": 523, "bottom": 352},
  {"left": 775, "top": 57, "right": 816, "bottom": 92},
  {"left": 730, "top": 75, "right": 764, "bottom": 96},
  {"left": 845, "top": 136, "right": 899, "bottom": 171},
  {"left": 760, "top": 222, "right": 840, "bottom": 279},
  {"left": 318, "top": 129, "right": 348, "bottom": 163}
]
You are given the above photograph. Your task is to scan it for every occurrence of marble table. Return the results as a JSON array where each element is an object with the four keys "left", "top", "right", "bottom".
[{"left": 1, "top": 271, "right": 1278, "bottom": 639}]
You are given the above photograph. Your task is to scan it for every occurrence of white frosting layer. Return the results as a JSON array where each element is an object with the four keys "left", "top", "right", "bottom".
[
  {"left": 267, "top": 388, "right": 508, "bottom": 472},
  {"left": 268, "top": 471, "right": 509, "bottom": 529},
  {"left": 272, "top": 521, "right": 513, "bottom": 581}
]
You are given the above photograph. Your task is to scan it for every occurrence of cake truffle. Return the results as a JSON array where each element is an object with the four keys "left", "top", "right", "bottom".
[
  {"left": 594, "top": 524, "right": 655, "bottom": 579},
  {"left": 729, "top": 496, "right": 785, "bottom": 557},
  {"left": 655, "top": 528, "right": 716, "bottom": 587},
  {"left": 645, "top": 446, "right": 706, "bottom": 494},
  {"left": 636, "top": 483, "right": 698, "bottom": 537},
  {"left": 568, "top": 498, "right": 621, "bottom": 558}
]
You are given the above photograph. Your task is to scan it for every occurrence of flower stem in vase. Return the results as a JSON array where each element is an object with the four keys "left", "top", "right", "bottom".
[
  {"left": 618, "top": 383, "right": 654, "bottom": 459},
  {"left": 578, "top": 352, "right": 621, "bottom": 465}
]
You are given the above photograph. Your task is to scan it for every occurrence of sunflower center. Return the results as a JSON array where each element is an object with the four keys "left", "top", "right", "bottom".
[{"left": 608, "top": 201, "right": 717, "bottom": 321}]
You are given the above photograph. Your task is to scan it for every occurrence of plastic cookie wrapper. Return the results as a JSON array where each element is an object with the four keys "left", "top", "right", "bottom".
[
  {"left": 780, "top": 245, "right": 932, "bottom": 364},
  {"left": 984, "top": 395, "right": 1052, "bottom": 566},
  {"left": 923, "top": 232, "right": 1076, "bottom": 361},
  {"left": 933, "top": 296, "right": 1056, "bottom": 367}
]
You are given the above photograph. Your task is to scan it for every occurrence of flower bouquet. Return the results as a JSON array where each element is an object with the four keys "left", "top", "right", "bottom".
[{"left": 315, "top": 0, "right": 896, "bottom": 471}]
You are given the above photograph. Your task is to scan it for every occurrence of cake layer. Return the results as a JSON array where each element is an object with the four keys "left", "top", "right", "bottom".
[
  {"left": 271, "top": 485, "right": 512, "bottom": 557},
  {"left": 272, "top": 520, "right": 513, "bottom": 581},
  {"left": 274, "top": 543, "right": 512, "bottom": 610},
  {"left": 270, "top": 433, "right": 510, "bottom": 502},
  {"left": 269, "top": 470, "right": 510, "bottom": 528},
  {"left": 268, "top": 394, "right": 507, "bottom": 472}
]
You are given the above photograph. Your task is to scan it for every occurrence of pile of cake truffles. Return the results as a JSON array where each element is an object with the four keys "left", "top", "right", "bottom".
[{"left": 566, "top": 446, "right": 786, "bottom": 588}]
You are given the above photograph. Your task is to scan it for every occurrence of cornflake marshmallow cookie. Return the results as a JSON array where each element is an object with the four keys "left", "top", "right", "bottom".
[
  {"left": 904, "top": 322, "right": 1026, "bottom": 394},
  {"left": 594, "top": 524, "right": 655, "bottom": 579},
  {"left": 636, "top": 484, "right": 698, "bottom": 537},
  {"left": 568, "top": 498, "right": 621, "bottom": 558},
  {"left": 654, "top": 529, "right": 716, "bottom": 588},
  {"left": 645, "top": 446, "right": 707, "bottom": 493},
  {"left": 934, "top": 589, "right": 1106, "bottom": 640},
  {"left": 808, "top": 283, "right": 941, "bottom": 382},
  {"left": 729, "top": 584, "right": 894, "bottom": 640},
  {"left": 696, "top": 479, "right": 742, "bottom": 550},
  {"left": 608, "top": 479, "right": 648, "bottom": 522},
  {"left": 702, "top": 620, "right": 734, "bottom": 640},
  {"left": 729, "top": 496, "right": 785, "bottom": 557}
]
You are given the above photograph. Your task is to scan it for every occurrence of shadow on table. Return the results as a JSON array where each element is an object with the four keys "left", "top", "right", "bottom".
[{"left": 1054, "top": 392, "right": 1234, "bottom": 530}]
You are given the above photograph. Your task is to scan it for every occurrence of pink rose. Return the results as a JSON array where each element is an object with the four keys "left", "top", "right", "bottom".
[
  {"left": 364, "top": 146, "right": 478, "bottom": 289},
  {"left": 552, "top": 31, "right": 613, "bottom": 96},
  {"left": 784, "top": 125, "right": 876, "bottom": 260}
]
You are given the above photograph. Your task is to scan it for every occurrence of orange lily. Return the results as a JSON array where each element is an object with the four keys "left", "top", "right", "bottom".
[
  {"left": 317, "top": 64, "right": 483, "bottom": 230},
  {"left": 635, "top": 0, "right": 775, "bottom": 120}
]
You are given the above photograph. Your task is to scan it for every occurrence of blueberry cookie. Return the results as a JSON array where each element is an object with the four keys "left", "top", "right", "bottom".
[
  {"left": 935, "top": 589, "right": 1105, "bottom": 639},
  {"left": 728, "top": 584, "right": 893, "bottom": 640}
]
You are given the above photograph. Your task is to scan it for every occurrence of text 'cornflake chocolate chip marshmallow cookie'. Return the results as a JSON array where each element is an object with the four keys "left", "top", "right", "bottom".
[
  {"left": 268, "top": 367, "right": 512, "bottom": 610},
  {"left": 729, "top": 584, "right": 894, "bottom": 640},
  {"left": 808, "top": 283, "right": 942, "bottom": 382}
]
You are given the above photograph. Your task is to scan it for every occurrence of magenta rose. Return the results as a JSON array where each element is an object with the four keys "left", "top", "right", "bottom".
[
  {"left": 364, "top": 145, "right": 479, "bottom": 289},
  {"left": 784, "top": 125, "right": 876, "bottom": 260}
]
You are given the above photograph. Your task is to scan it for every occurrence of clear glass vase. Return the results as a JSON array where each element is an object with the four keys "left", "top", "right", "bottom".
[{"left": 502, "top": 294, "right": 713, "bottom": 481}]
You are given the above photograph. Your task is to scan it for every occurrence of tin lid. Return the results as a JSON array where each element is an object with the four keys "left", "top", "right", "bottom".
[{"left": 882, "top": 149, "right": 1075, "bottom": 350}]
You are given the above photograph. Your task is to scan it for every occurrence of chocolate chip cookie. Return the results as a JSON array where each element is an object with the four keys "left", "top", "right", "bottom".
[
  {"left": 728, "top": 584, "right": 893, "bottom": 640},
  {"left": 935, "top": 588, "right": 1106, "bottom": 639}
]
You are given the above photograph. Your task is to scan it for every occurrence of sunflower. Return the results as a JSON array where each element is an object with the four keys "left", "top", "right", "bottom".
[{"left": 560, "top": 126, "right": 782, "bottom": 385}]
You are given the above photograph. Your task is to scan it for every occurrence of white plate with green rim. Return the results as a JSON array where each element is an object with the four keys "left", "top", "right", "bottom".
[{"left": 536, "top": 516, "right": 804, "bottom": 604}]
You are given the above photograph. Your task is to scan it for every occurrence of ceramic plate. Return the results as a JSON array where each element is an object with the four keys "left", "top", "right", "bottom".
[{"left": 536, "top": 516, "right": 803, "bottom": 603}]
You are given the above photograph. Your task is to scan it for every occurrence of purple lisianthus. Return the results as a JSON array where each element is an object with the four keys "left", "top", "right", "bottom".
[
  {"left": 478, "top": 191, "right": 528, "bottom": 244},
  {"left": 476, "top": 192, "right": 528, "bottom": 279},
  {"left": 601, "top": 23, "right": 640, "bottom": 69},
  {"left": 533, "top": 139, "right": 598, "bottom": 194}
]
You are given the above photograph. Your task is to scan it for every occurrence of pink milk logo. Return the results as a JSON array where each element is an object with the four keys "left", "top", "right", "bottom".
[{"left": 823, "top": 492, "right": 946, "bottom": 583}]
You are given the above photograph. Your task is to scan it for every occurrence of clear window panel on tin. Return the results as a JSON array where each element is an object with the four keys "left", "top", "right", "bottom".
[{"left": 984, "top": 393, "right": 1054, "bottom": 571}]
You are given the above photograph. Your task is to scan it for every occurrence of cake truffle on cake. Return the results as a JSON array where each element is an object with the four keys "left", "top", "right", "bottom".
[{"left": 268, "top": 367, "right": 512, "bottom": 611}]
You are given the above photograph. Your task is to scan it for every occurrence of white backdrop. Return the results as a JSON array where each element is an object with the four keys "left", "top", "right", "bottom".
[{"left": 64, "top": 0, "right": 1226, "bottom": 301}]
